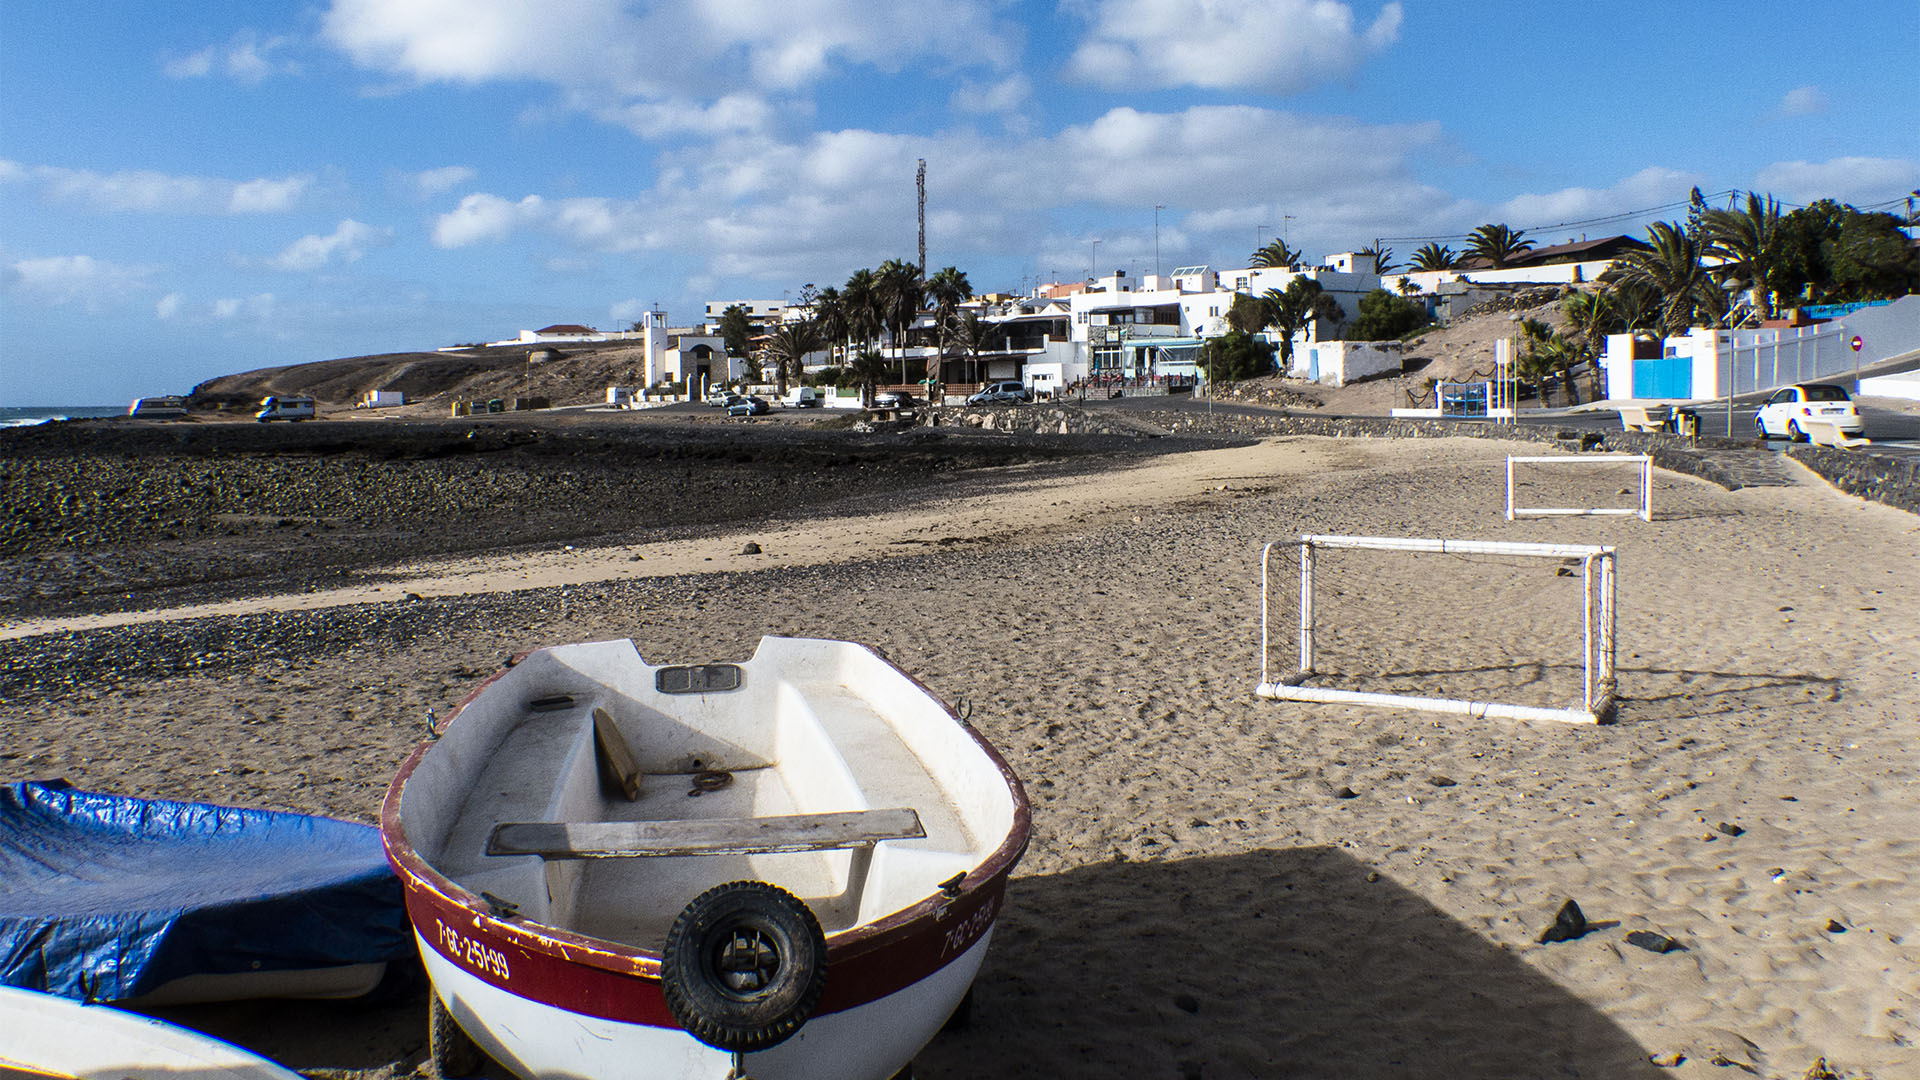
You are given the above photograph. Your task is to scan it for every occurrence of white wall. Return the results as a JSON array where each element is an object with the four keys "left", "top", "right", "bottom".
[
  {"left": 1394, "top": 260, "right": 1615, "bottom": 294},
  {"left": 1289, "top": 340, "right": 1403, "bottom": 387}
]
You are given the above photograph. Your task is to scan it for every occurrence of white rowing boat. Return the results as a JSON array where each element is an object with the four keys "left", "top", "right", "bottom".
[
  {"left": 381, "top": 636, "right": 1029, "bottom": 1079},
  {"left": 0, "top": 985, "right": 301, "bottom": 1079}
]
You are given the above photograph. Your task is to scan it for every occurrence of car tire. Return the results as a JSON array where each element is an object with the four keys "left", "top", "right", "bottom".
[{"left": 1787, "top": 419, "right": 1804, "bottom": 442}]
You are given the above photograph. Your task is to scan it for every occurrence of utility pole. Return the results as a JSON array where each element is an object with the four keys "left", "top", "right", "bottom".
[
  {"left": 1091, "top": 239, "right": 1101, "bottom": 282},
  {"left": 916, "top": 159, "right": 927, "bottom": 277}
]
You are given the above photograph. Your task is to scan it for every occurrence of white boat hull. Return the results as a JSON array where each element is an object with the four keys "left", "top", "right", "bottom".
[
  {"left": 420, "top": 928, "right": 993, "bottom": 1080},
  {"left": 0, "top": 985, "right": 302, "bottom": 1080}
]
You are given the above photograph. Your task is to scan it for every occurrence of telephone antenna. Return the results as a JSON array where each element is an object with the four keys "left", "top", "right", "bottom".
[{"left": 916, "top": 158, "right": 927, "bottom": 276}]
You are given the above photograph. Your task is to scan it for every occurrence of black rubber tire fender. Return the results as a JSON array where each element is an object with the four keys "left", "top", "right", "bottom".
[{"left": 661, "top": 880, "right": 828, "bottom": 1053}]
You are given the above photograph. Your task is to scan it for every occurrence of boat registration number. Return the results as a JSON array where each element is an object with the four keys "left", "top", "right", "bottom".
[
  {"left": 437, "top": 919, "right": 512, "bottom": 981},
  {"left": 941, "top": 896, "right": 996, "bottom": 958}
]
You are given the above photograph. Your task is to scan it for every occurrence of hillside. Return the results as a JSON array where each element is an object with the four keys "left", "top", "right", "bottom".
[{"left": 189, "top": 339, "right": 661, "bottom": 414}]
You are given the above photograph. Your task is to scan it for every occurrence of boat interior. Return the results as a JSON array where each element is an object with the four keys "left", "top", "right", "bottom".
[{"left": 399, "top": 638, "right": 1018, "bottom": 951}]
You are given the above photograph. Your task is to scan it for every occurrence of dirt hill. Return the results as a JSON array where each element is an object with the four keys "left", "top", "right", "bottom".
[{"left": 189, "top": 340, "right": 661, "bottom": 416}]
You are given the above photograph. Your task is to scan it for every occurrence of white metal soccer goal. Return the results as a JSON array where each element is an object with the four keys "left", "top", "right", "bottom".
[
  {"left": 1256, "top": 534, "right": 1618, "bottom": 725},
  {"left": 1506, "top": 454, "right": 1653, "bottom": 522}
]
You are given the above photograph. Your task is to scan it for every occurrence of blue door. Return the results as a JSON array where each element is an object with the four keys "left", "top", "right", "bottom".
[{"left": 1633, "top": 356, "right": 1691, "bottom": 399}]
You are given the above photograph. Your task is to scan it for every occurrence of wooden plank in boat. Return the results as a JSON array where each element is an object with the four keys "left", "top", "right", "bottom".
[
  {"left": 592, "top": 707, "right": 642, "bottom": 801},
  {"left": 486, "top": 808, "right": 926, "bottom": 859}
]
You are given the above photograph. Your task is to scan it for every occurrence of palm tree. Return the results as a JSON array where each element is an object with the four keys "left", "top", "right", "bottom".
[
  {"left": 1606, "top": 220, "right": 1713, "bottom": 337},
  {"left": 1409, "top": 243, "right": 1457, "bottom": 272},
  {"left": 1704, "top": 192, "right": 1783, "bottom": 323},
  {"left": 848, "top": 347, "right": 890, "bottom": 405},
  {"left": 1250, "top": 239, "right": 1301, "bottom": 269},
  {"left": 1515, "top": 316, "right": 1572, "bottom": 406},
  {"left": 1560, "top": 290, "right": 1621, "bottom": 399},
  {"left": 1465, "top": 224, "right": 1533, "bottom": 269},
  {"left": 763, "top": 318, "right": 822, "bottom": 396},
  {"left": 1367, "top": 246, "right": 1396, "bottom": 273},
  {"left": 947, "top": 310, "right": 1000, "bottom": 387},
  {"left": 925, "top": 266, "right": 972, "bottom": 331},
  {"left": 842, "top": 268, "right": 881, "bottom": 357},
  {"left": 875, "top": 258, "right": 925, "bottom": 381},
  {"left": 808, "top": 286, "right": 846, "bottom": 365},
  {"left": 1260, "top": 278, "right": 1343, "bottom": 371}
]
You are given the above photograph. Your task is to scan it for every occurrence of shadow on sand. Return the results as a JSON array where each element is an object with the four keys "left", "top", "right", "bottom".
[{"left": 916, "top": 845, "right": 1658, "bottom": 1080}]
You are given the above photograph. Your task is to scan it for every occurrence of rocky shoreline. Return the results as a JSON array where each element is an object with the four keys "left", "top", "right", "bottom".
[{"left": 0, "top": 411, "right": 1226, "bottom": 621}]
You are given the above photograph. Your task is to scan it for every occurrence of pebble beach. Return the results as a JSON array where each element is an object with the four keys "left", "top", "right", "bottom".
[{"left": 2, "top": 411, "right": 1916, "bottom": 1079}]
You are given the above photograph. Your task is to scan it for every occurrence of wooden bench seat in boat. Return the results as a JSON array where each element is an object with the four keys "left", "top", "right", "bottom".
[{"left": 487, "top": 808, "right": 926, "bottom": 859}]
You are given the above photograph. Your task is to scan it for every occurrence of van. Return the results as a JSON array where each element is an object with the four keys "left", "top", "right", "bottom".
[
  {"left": 783, "top": 386, "right": 824, "bottom": 408},
  {"left": 127, "top": 396, "right": 189, "bottom": 419},
  {"left": 256, "top": 396, "right": 317, "bottom": 422}
]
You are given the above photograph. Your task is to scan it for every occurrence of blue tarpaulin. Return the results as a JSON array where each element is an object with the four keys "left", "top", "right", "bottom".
[{"left": 0, "top": 780, "right": 408, "bottom": 1002}]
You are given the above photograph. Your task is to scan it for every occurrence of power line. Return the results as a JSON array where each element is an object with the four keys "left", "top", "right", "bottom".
[{"left": 1375, "top": 189, "right": 1738, "bottom": 245}]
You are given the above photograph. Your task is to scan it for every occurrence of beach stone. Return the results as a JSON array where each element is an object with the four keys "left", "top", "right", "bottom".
[
  {"left": 1172, "top": 992, "right": 1199, "bottom": 1014},
  {"left": 1625, "top": 930, "right": 1681, "bottom": 954},
  {"left": 1333, "top": 786, "right": 1358, "bottom": 799},
  {"left": 1648, "top": 1051, "right": 1685, "bottom": 1067},
  {"left": 1537, "top": 899, "right": 1589, "bottom": 943},
  {"left": 1715, "top": 821, "right": 1744, "bottom": 837},
  {"left": 1427, "top": 775, "right": 1456, "bottom": 787},
  {"left": 1826, "top": 919, "right": 1848, "bottom": 933},
  {"left": 739, "top": 542, "right": 762, "bottom": 555}
]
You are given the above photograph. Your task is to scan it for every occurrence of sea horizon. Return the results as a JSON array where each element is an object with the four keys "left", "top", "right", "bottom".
[{"left": 0, "top": 405, "right": 126, "bottom": 428}]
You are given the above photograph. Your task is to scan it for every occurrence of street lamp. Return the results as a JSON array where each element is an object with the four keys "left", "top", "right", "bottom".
[{"left": 1091, "top": 239, "right": 1102, "bottom": 282}]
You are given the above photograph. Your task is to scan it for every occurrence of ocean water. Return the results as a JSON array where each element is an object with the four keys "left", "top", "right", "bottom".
[{"left": 0, "top": 406, "right": 126, "bottom": 428}]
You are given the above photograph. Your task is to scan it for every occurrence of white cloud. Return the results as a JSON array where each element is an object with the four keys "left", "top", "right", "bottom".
[
  {"left": 608, "top": 298, "right": 651, "bottom": 323},
  {"left": 1778, "top": 85, "right": 1828, "bottom": 117},
  {"left": 1064, "top": 0, "right": 1402, "bottom": 92},
  {"left": 432, "top": 193, "right": 548, "bottom": 247},
  {"left": 229, "top": 175, "right": 313, "bottom": 213},
  {"left": 419, "top": 104, "right": 1465, "bottom": 286},
  {"left": 408, "top": 165, "right": 475, "bottom": 198},
  {"left": 156, "top": 292, "right": 185, "bottom": 319},
  {"left": 4, "top": 254, "right": 157, "bottom": 311},
  {"left": 321, "top": 0, "right": 1016, "bottom": 131},
  {"left": 164, "top": 30, "right": 300, "bottom": 84},
  {"left": 1756, "top": 156, "right": 1920, "bottom": 207},
  {"left": 211, "top": 294, "right": 277, "bottom": 321},
  {"left": 9, "top": 163, "right": 311, "bottom": 214},
  {"left": 1495, "top": 166, "right": 1705, "bottom": 230},
  {"left": 271, "top": 220, "right": 393, "bottom": 271},
  {"left": 951, "top": 75, "right": 1030, "bottom": 116}
]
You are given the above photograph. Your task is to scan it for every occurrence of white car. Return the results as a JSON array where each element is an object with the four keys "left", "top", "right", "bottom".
[{"left": 1755, "top": 383, "right": 1862, "bottom": 441}]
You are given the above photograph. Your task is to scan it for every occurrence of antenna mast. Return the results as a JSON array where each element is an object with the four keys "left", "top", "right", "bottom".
[{"left": 916, "top": 158, "right": 927, "bottom": 276}]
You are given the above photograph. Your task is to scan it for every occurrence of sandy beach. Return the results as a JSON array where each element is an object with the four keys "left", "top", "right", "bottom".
[{"left": 3, "top": 419, "right": 1917, "bottom": 1079}]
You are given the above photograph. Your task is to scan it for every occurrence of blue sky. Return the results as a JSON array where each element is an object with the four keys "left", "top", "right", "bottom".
[{"left": 3, "top": 0, "right": 1916, "bottom": 405}]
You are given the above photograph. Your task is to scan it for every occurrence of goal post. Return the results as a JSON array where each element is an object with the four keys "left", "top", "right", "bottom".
[
  {"left": 1506, "top": 454, "right": 1653, "bottom": 522},
  {"left": 1257, "top": 534, "right": 1617, "bottom": 725}
]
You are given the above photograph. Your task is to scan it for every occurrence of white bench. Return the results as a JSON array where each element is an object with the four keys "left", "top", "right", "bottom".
[
  {"left": 1800, "top": 419, "right": 1870, "bottom": 448},
  {"left": 1616, "top": 405, "right": 1671, "bottom": 433}
]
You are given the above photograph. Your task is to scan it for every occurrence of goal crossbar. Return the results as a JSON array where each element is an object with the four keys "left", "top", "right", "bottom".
[
  {"left": 1257, "top": 534, "right": 1617, "bottom": 725},
  {"left": 1506, "top": 454, "right": 1653, "bottom": 522}
]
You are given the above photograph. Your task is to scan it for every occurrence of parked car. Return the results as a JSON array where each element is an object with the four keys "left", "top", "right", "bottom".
[
  {"left": 873, "top": 390, "right": 919, "bottom": 410},
  {"left": 967, "top": 381, "right": 1031, "bottom": 405},
  {"left": 1755, "top": 383, "right": 1863, "bottom": 441},
  {"left": 706, "top": 389, "right": 737, "bottom": 407},
  {"left": 727, "top": 395, "right": 770, "bottom": 417}
]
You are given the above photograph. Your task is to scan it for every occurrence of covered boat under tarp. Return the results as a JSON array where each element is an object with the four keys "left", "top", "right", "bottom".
[{"left": 0, "top": 780, "right": 410, "bottom": 1004}]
